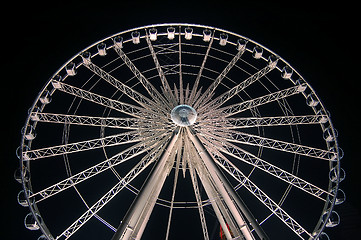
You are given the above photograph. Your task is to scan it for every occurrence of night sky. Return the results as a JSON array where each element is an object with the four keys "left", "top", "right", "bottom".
[{"left": 3, "top": 1, "right": 360, "bottom": 239}]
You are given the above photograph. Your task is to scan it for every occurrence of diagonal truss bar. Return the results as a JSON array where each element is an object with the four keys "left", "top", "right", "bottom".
[
  {"left": 216, "top": 84, "right": 307, "bottom": 118},
  {"left": 113, "top": 45, "right": 170, "bottom": 109},
  {"left": 153, "top": 42, "right": 179, "bottom": 55},
  {"left": 145, "top": 30, "right": 177, "bottom": 106},
  {"left": 112, "top": 128, "right": 180, "bottom": 240},
  {"left": 30, "top": 112, "right": 139, "bottom": 129},
  {"left": 204, "top": 129, "right": 334, "bottom": 161},
  {"left": 188, "top": 29, "right": 215, "bottom": 105},
  {"left": 82, "top": 57, "right": 166, "bottom": 113},
  {"left": 198, "top": 60, "right": 278, "bottom": 114},
  {"left": 203, "top": 145, "right": 312, "bottom": 239},
  {"left": 161, "top": 63, "right": 180, "bottom": 75},
  {"left": 52, "top": 80, "right": 147, "bottom": 118},
  {"left": 56, "top": 136, "right": 170, "bottom": 240},
  {"left": 30, "top": 131, "right": 169, "bottom": 203},
  {"left": 194, "top": 44, "right": 247, "bottom": 109},
  {"left": 23, "top": 130, "right": 156, "bottom": 160},
  {"left": 201, "top": 135, "right": 331, "bottom": 201},
  {"left": 203, "top": 114, "right": 328, "bottom": 129}
]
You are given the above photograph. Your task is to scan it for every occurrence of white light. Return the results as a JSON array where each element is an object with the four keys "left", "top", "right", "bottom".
[
  {"left": 66, "top": 62, "right": 77, "bottom": 76},
  {"left": 171, "top": 105, "right": 197, "bottom": 126},
  {"left": 113, "top": 36, "right": 123, "bottom": 49},
  {"left": 219, "top": 33, "right": 228, "bottom": 46},
  {"left": 203, "top": 29, "right": 211, "bottom": 42},
  {"left": 132, "top": 31, "right": 140, "bottom": 44},
  {"left": 97, "top": 42, "right": 107, "bottom": 56},
  {"left": 149, "top": 28, "right": 157, "bottom": 41},
  {"left": 185, "top": 27, "right": 193, "bottom": 40},
  {"left": 167, "top": 27, "right": 175, "bottom": 40}
]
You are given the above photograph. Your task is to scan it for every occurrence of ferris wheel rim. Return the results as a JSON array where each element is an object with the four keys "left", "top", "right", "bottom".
[{"left": 16, "top": 23, "right": 343, "bottom": 240}]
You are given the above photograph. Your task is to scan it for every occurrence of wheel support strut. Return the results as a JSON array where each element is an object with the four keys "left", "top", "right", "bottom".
[
  {"left": 112, "top": 128, "right": 180, "bottom": 240},
  {"left": 112, "top": 126, "right": 268, "bottom": 240},
  {"left": 186, "top": 127, "right": 269, "bottom": 240}
]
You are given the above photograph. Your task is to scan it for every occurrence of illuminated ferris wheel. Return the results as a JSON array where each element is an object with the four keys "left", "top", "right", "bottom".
[{"left": 15, "top": 23, "right": 345, "bottom": 240}]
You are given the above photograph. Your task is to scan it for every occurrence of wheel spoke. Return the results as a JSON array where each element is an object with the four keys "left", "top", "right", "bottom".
[
  {"left": 18, "top": 24, "right": 340, "bottom": 240},
  {"left": 208, "top": 84, "right": 307, "bottom": 119},
  {"left": 200, "top": 135, "right": 331, "bottom": 201},
  {"left": 178, "top": 27, "right": 184, "bottom": 105},
  {"left": 188, "top": 29, "right": 215, "bottom": 106},
  {"left": 30, "top": 112, "right": 140, "bottom": 129},
  {"left": 194, "top": 44, "right": 247, "bottom": 109},
  {"left": 198, "top": 60, "right": 277, "bottom": 114},
  {"left": 200, "top": 114, "right": 328, "bottom": 129},
  {"left": 23, "top": 130, "right": 158, "bottom": 160},
  {"left": 205, "top": 148, "right": 312, "bottom": 239},
  {"left": 56, "top": 137, "right": 170, "bottom": 240},
  {"left": 30, "top": 131, "right": 169, "bottom": 203},
  {"left": 113, "top": 44, "right": 170, "bottom": 109},
  {"left": 145, "top": 30, "right": 177, "bottom": 106},
  {"left": 81, "top": 57, "right": 164, "bottom": 113},
  {"left": 202, "top": 128, "right": 335, "bottom": 161},
  {"left": 52, "top": 80, "right": 148, "bottom": 118}
]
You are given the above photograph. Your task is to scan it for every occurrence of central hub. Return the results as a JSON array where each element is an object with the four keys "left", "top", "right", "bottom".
[{"left": 171, "top": 105, "right": 197, "bottom": 126}]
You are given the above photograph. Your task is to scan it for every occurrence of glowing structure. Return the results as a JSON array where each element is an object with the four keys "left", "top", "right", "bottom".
[{"left": 15, "top": 24, "right": 344, "bottom": 240}]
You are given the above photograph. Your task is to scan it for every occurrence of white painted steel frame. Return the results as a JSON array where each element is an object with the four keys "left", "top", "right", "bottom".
[
  {"left": 112, "top": 128, "right": 180, "bottom": 240},
  {"left": 186, "top": 127, "right": 268, "bottom": 240},
  {"left": 16, "top": 23, "right": 342, "bottom": 240}
]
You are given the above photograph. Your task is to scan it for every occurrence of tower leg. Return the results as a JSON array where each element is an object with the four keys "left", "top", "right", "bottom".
[
  {"left": 186, "top": 127, "right": 269, "bottom": 240},
  {"left": 112, "top": 128, "right": 180, "bottom": 240}
]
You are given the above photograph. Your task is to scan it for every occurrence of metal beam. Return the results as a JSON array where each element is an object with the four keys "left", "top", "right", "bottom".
[
  {"left": 31, "top": 132, "right": 168, "bottom": 203},
  {"left": 202, "top": 128, "right": 334, "bottom": 161},
  {"left": 193, "top": 45, "right": 247, "bottom": 109},
  {"left": 145, "top": 30, "right": 177, "bottom": 106},
  {"left": 24, "top": 130, "right": 144, "bottom": 160},
  {"left": 186, "top": 133, "right": 238, "bottom": 240},
  {"left": 30, "top": 112, "right": 140, "bottom": 129},
  {"left": 52, "top": 81, "right": 147, "bottom": 118},
  {"left": 208, "top": 149, "right": 312, "bottom": 239},
  {"left": 56, "top": 136, "right": 169, "bottom": 240},
  {"left": 200, "top": 84, "right": 307, "bottom": 121},
  {"left": 198, "top": 61, "right": 277, "bottom": 114},
  {"left": 112, "top": 128, "right": 180, "bottom": 240},
  {"left": 200, "top": 115, "right": 328, "bottom": 129},
  {"left": 178, "top": 26, "right": 184, "bottom": 105},
  {"left": 202, "top": 134, "right": 331, "bottom": 201},
  {"left": 82, "top": 58, "right": 154, "bottom": 108},
  {"left": 188, "top": 28, "right": 215, "bottom": 105},
  {"left": 186, "top": 127, "right": 269, "bottom": 240},
  {"left": 113, "top": 45, "right": 170, "bottom": 110},
  {"left": 221, "top": 84, "right": 307, "bottom": 117}
]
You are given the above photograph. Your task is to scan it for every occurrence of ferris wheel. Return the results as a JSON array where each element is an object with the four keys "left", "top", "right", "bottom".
[{"left": 15, "top": 23, "right": 346, "bottom": 240}]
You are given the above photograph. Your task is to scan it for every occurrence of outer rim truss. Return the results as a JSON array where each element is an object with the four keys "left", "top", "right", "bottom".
[{"left": 15, "top": 23, "right": 343, "bottom": 240}]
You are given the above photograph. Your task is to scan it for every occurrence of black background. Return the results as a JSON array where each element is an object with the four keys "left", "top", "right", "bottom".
[{"left": 2, "top": 1, "right": 360, "bottom": 239}]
